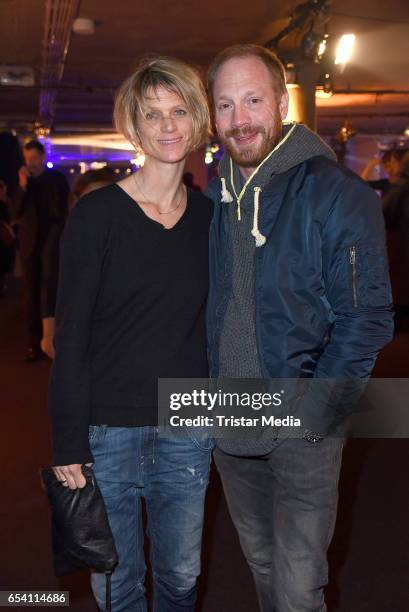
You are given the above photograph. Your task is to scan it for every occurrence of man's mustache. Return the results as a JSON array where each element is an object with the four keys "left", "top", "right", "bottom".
[{"left": 224, "top": 125, "right": 266, "bottom": 139}]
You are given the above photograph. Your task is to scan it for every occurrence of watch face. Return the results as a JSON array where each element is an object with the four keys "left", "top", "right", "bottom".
[{"left": 304, "top": 430, "right": 323, "bottom": 444}]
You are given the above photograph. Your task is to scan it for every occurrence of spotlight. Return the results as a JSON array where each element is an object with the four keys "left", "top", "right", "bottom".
[
  {"left": 302, "top": 31, "right": 328, "bottom": 62},
  {"left": 317, "top": 35, "right": 328, "bottom": 60},
  {"left": 335, "top": 34, "right": 356, "bottom": 65},
  {"left": 46, "top": 161, "right": 54, "bottom": 168}
]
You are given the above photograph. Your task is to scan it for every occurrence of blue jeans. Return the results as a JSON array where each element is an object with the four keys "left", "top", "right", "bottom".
[
  {"left": 214, "top": 437, "right": 344, "bottom": 612},
  {"left": 89, "top": 426, "right": 212, "bottom": 612}
]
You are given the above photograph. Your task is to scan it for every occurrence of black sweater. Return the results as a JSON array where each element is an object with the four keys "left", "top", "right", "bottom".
[{"left": 48, "top": 184, "right": 212, "bottom": 465}]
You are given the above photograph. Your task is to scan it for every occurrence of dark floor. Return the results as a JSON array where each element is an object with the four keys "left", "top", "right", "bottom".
[{"left": 1, "top": 281, "right": 408, "bottom": 611}]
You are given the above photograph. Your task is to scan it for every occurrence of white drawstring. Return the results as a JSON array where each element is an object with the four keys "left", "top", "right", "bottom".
[
  {"left": 220, "top": 177, "right": 234, "bottom": 203},
  {"left": 251, "top": 187, "right": 266, "bottom": 247}
]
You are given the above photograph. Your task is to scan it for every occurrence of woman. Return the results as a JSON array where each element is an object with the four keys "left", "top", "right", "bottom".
[
  {"left": 49, "top": 57, "right": 213, "bottom": 611},
  {"left": 0, "top": 179, "right": 15, "bottom": 296}
]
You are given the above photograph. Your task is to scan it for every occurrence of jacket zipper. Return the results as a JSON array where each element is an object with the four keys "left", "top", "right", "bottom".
[{"left": 349, "top": 246, "right": 358, "bottom": 308}]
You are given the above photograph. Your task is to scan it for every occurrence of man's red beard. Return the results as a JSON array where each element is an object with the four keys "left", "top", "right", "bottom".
[{"left": 220, "top": 122, "right": 283, "bottom": 168}]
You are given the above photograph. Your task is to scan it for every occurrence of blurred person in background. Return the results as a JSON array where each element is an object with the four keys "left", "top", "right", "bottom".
[
  {"left": 0, "top": 179, "right": 16, "bottom": 296},
  {"left": 183, "top": 171, "right": 202, "bottom": 192},
  {"left": 48, "top": 56, "right": 213, "bottom": 612},
  {"left": 383, "top": 151, "right": 409, "bottom": 330},
  {"left": 361, "top": 148, "right": 408, "bottom": 197},
  {"left": 72, "top": 167, "right": 116, "bottom": 206},
  {"left": 16, "top": 140, "right": 69, "bottom": 361}
]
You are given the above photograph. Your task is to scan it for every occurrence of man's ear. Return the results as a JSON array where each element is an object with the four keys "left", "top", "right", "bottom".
[{"left": 279, "top": 92, "right": 289, "bottom": 121}]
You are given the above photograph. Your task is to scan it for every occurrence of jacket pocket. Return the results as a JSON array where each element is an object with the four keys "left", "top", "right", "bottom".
[
  {"left": 349, "top": 246, "right": 358, "bottom": 308},
  {"left": 347, "top": 243, "right": 392, "bottom": 309}
]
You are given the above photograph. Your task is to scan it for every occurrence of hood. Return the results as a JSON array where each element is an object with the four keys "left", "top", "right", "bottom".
[{"left": 217, "top": 122, "right": 337, "bottom": 247}]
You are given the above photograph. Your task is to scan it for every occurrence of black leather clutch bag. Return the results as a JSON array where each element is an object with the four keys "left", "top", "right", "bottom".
[{"left": 40, "top": 464, "right": 118, "bottom": 577}]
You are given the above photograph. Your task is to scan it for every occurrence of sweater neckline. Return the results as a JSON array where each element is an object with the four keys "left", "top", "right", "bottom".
[{"left": 113, "top": 183, "right": 192, "bottom": 231}]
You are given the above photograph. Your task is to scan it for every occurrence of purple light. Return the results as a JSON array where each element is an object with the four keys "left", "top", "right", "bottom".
[{"left": 46, "top": 161, "right": 54, "bottom": 168}]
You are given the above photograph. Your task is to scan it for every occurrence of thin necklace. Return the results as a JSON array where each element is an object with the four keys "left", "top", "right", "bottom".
[{"left": 134, "top": 172, "right": 186, "bottom": 215}]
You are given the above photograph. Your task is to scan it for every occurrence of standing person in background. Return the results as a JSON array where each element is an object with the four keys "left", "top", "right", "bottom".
[
  {"left": 16, "top": 140, "right": 69, "bottom": 361},
  {"left": 383, "top": 151, "right": 409, "bottom": 329},
  {"left": 361, "top": 148, "right": 408, "bottom": 197},
  {"left": 0, "top": 179, "right": 16, "bottom": 296},
  {"left": 48, "top": 56, "right": 213, "bottom": 612},
  {"left": 72, "top": 167, "right": 116, "bottom": 206},
  {"left": 183, "top": 171, "right": 202, "bottom": 192},
  {"left": 205, "top": 44, "right": 393, "bottom": 612}
]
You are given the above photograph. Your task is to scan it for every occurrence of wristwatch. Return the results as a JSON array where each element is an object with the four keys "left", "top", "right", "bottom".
[{"left": 303, "top": 430, "right": 324, "bottom": 444}]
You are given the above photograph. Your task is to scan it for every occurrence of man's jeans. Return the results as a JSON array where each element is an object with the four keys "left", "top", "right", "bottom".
[
  {"left": 214, "top": 436, "right": 344, "bottom": 612},
  {"left": 89, "top": 426, "right": 212, "bottom": 612}
]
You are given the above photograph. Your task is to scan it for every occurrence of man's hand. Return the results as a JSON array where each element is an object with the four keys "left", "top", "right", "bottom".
[
  {"left": 18, "top": 166, "right": 30, "bottom": 190},
  {"left": 52, "top": 464, "right": 89, "bottom": 489}
]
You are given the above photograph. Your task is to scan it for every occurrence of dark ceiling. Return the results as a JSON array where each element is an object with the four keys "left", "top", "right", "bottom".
[{"left": 0, "top": 0, "right": 408, "bottom": 135}]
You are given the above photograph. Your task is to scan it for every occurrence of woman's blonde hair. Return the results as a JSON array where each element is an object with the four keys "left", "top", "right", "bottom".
[{"left": 114, "top": 56, "right": 211, "bottom": 151}]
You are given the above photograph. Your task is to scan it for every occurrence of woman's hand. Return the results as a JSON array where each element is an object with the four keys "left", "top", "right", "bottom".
[
  {"left": 52, "top": 464, "right": 89, "bottom": 489},
  {"left": 41, "top": 317, "right": 55, "bottom": 359}
]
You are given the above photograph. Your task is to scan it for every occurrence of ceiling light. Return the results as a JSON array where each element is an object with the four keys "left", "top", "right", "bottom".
[
  {"left": 316, "top": 73, "right": 333, "bottom": 98},
  {"left": 315, "top": 87, "right": 333, "bottom": 99},
  {"left": 335, "top": 34, "right": 356, "bottom": 65},
  {"left": 90, "top": 161, "right": 107, "bottom": 169},
  {"left": 336, "top": 120, "right": 357, "bottom": 143},
  {"left": 317, "top": 35, "right": 328, "bottom": 60},
  {"left": 73, "top": 18, "right": 95, "bottom": 35},
  {"left": 303, "top": 31, "right": 329, "bottom": 62},
  {"left": 0, "top": 65, "right": 35, "bottom": 87}
]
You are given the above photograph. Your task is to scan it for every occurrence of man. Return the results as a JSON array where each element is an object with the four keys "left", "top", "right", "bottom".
[
  {"left": 205, "top": 44, "right": 393, "bottom": 612},
  {"left": 16, "top": 140, "right": 69, "bottom": 361},
  {"left": 383, "top": 152, "right": 409, "bottom": 330}
]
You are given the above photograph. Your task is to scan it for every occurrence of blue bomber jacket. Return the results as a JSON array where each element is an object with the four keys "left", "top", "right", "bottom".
[{"left": 205, "top": 124, "right": 394, "bottom": 435}]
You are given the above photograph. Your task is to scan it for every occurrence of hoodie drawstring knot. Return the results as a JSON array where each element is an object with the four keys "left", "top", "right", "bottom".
[
  {"left": 220, "top": 178, "right": 234, "bottom": 203},
  {"left": 251, "top": 187, "right": 266, "bottom": 247}
]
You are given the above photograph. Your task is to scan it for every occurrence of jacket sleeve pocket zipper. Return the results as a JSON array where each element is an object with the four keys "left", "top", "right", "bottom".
[{"left": 349, "top": 246, "right": 358, "bottom": 308}]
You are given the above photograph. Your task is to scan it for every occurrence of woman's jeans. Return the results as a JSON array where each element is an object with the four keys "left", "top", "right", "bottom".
[
  {"left": 89, "top": 425, "right": 213, "bottom": 612},
  {"left": 214, "top": 436, "right": 344, "bottom": 612}
]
